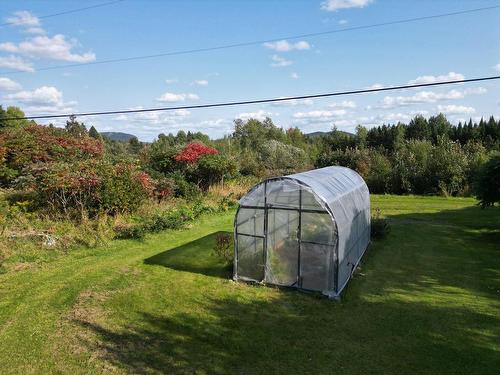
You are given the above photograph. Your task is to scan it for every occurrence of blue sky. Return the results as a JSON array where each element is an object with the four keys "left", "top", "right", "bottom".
[{"left": 1, "top": 0, "right": 499, "bottom": 141}]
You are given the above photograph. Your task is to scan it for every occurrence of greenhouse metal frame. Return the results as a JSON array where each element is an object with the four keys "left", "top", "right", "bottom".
[{"left": 233, "top": 166, "right": 370, "bottom": 298}]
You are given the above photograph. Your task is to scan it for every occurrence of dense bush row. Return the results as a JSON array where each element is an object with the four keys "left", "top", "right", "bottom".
[{"left": 1, "top": 106, "right": 499, "bottom": 221}]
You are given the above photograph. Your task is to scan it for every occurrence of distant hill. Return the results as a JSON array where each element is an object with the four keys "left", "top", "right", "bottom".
[
  {"left": 101, "top": 132, "right": 137, "bottom": 142},
  {"left": 305, "top": 130, "right": 355, "bottom": 138}
]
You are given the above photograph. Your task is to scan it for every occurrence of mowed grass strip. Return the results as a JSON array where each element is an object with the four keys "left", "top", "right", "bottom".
[{"left": 0, "top": 195, "right": 498, "bottom": 374}]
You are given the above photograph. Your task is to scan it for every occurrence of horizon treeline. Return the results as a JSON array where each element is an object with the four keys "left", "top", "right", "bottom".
[{"left": 1, "top": 105, "right": 499, "bottom": 214}]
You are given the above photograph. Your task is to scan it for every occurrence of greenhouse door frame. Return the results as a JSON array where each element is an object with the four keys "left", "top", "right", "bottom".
[{"left": 236, "top": 180, "right": 336, "bottom": 292}]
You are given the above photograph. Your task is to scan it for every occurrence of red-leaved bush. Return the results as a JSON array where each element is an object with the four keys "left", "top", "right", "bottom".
[
  {"left": 0, "top": 124, "right": 104, "bottom": 185},
  {"left": 174, "top": 142, "right": 218, "bottom": 164}
]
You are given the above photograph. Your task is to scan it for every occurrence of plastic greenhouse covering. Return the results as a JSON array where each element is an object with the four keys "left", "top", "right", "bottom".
[{"left": 234, "top": 166, "right": 370, "bottom": 298}]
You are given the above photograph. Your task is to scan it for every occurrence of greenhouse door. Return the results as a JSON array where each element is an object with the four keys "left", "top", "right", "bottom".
[{"left": 265, "top": 208, "right": 299, "bottom": 287}]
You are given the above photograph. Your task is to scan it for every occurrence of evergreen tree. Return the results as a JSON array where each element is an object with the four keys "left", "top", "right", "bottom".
[
  {"left": 65, "top": 115, "right": 88, "bottom": 137},
  {"left": 88, "top": 126, "right": 101, "bottom": 139},
  {"left": 128, "top": 137, "right": 142, "bottom": 154}
]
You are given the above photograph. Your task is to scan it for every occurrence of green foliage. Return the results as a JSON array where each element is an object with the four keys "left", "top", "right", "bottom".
[
  {"left": 99, "top": 163, "right": 151, "bottom": 214},
  {"left": 473, "top": 153, "right": 500, "bottom": 207},
  {"left": 258, "top": 139, "right": 309, "bottom": 175},
  {"left": 233, "top": 117, "right": 286, "bottom": 150},
  {"left": 128, "top": 136, "right": 142, "bottom": 154},
  {"left": 65, "top": 115, "right": 88, "bottom": 137},
  {"left": 167, "top": 171, "right": 201, "bottom": 198},
  {"left": 22, "top": 160, "right": 149, "bottom": 217},
  {"left": 324, "top": 126, "right": 357, "bottom": 150},
  {"left": 145, "top": 210, "right": 187, "bottom": 232},
  {"left": 113, "top": 223, "right": 146, "bottom": 240},
  {"left": 371, "top": 208, "right": 390, "bottom": 239},
  {"left": 88, "top": 126, "right": 101, "bottom": 140},
  {"left": 0, "top": 106, "right": 32, "bottom": 129},
  {"left": 212, "top": 232, "right": 233, "bottom": 264},
  {"left": 194, "top": 154, "right": 238, "bottom": 188},
  {"left": 316, "top": 147, "right": 391, "bottom": 194}
]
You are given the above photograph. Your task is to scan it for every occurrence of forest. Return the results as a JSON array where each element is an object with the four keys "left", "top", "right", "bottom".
[{"left": 0, "top": 105, "right": 499, "bottom": 271}]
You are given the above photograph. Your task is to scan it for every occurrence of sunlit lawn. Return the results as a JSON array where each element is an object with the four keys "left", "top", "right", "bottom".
[{"left": 0, "top": 195, "right": 498, "bottom": 374}]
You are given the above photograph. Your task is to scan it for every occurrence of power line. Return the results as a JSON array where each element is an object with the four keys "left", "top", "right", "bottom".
[
  {"left": 0, "top": 0, "right": 124, "bottom": 27},
  {"left": 1, "top": 4, "right": 499, "bottom": 75},
  {"left": 3, "top": 75, "right": 500, "bottom": 121}
]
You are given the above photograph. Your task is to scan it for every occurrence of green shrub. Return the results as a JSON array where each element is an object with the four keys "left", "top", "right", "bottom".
[
  {"left": 113, "top": 224, "right": 146, "bottom": 240},
  {"left": 257, "top": 140, "right": 309, "bottom": 175},
  {"left": 194, "top": 153, "right": 238, "bottom": 189},
  {"left": 218, "top": 194, "right": 237, "bottom": 212},
  {"left": 167, "top": 172, "right": 201, "bottom": 199},
  {"left": 100, "top": 163, "right": 152, "bottom": 214},
  {"left": 213, "top": 232, "right": 233, "bottom": 264},
  {"left": 146, "top": 211, "right": 185, "bottom": 232},
  {"left": 473, "top": 153, "right": 500, "bottom": 207},
  {"left": 20, "top": 160, "right": 150, "bottom": 217},
  {"left": 371, "top": 208, "right": 390, "bottom": 239}
]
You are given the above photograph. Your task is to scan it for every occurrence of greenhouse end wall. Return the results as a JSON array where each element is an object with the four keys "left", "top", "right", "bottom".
[{"left": 234, "top": 166, "right": 370, "bottom": 298}]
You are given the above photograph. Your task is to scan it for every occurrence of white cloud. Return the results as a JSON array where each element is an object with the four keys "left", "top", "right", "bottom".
[
  {"left": 25, "top": 27, "right": 45, "bottom": 35},
  {"left": 380, "top": 90, "right": 465, "bottom": 108},
  {"left": 236, "top": 110, "right": 273, "bottom": 121},
  {"left": 494, "top": 63, "right": 500, "bottom": 71},
  {"left": 338, "top": 19, "right": 348, "bottom": 25},
  {"left": 321, "top": 0, "right": 373, "bottom": 12},
  {"left": 6, "top": 86, "right": 63, "bottom": 105},
  {"left": 328, "top": 100, "right": 356, "bottom": 109},
  {"left": 290, "top": 72, "right": 299, "bottom": 79},
  {"left": 437, "top": 105, "right": 475, "bottom": 114},
  {"left": 270, "top": 55, "right": 293, "bottom": 67},
  {"left": 367, "top": 83, "right": 384, "bottom": 89},
  {"left": 270, "top": 98, "right": 314, "bottom": 107},
  {"left": 263, "top": 40, "right": 310, "bottom": 52},
  {"left": 5, "top": 11, "right": 40, "bottom": 27},
  {"left": 156, "top": 92, "right": 199, "bottom": 102},
  {"left": 113, "top": 107, "right": 191, "bottom": 124},
  {"left": 293, "top": 109, "right": 347, "bottom": 122},
  {"left": 4, "top": 85, "right": 76, "bottom": 113},
  {"left": 0, "top": 55, "right": 34, "bottom": 72},
  {"left": 192, "top": 79, "right": 208, "bottom": 86},
  {"left": 408, "top": 72, "right": 464, "bottom": 85},
  {"left": 0, "top": 34, "right": 95, "bottom": 63},
  {"left": 0, "top": 77, "right": 21, "bottom": 91},
  {"left": 464, "top": 87, "right": 487, "bottom": 95},
  {"left": 374, "top": 111, "right": 428, "bottom": 124},
  {"left": 165, "top": 78, "right": 178, "bottom": 84}
]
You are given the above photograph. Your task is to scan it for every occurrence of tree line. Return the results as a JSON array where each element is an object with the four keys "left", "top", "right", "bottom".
[{"left": 1, "top": 105, "right": 499, "bottom": 218}]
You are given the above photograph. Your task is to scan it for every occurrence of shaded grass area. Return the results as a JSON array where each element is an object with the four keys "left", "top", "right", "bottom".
[
  {"left": 0, "top": 195, "right": 498, "bottom": 374},
  {"left": 144, "top": 231, "right": 233, "bottom": 278}
]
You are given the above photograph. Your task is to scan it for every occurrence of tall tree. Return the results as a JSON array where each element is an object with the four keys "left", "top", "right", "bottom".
[
  {"left": 65, "top": 115, "right": 88, "bottom": 137},
  {"left": 0, "top": 106, "right": 31, "bottom": 129},
  {"left": 88, "top": 125, "right": 102, "bottom": 140}
]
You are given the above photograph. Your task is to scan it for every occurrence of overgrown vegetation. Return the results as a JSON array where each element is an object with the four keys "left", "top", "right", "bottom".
[
  {"left": 213, "top": 232, "right": 233, "bottom": 264},
  {"left": 0, "top": 104, "right": 499, "bottom": 271}
]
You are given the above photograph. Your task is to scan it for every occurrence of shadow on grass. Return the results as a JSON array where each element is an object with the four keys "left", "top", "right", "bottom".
[
  {"left": 74, "top": 204, "right": 499, "bottom": 374},
  {"left": 144, "top": 231, "right": 233, "bottom": 279}
]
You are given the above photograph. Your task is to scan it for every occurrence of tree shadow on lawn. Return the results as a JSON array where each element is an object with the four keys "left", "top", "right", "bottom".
[
  {"left": 144, "top": 231, "right": 233, "bottom": 279},
  {"left": 373, "top": 204, "right": 500, "bottom": 300},
  {"left": 73, "top": 205, "right": 499, "bottom": 374}
]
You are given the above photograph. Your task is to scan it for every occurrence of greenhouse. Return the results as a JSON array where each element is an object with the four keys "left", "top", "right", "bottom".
[{"left": 233, "top": 166, "right": 370, "bottom": 298}]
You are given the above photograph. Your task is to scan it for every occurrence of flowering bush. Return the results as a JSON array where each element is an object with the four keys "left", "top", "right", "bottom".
[{"left": 174, "top": 142, "right": 218, "bottom": 164}]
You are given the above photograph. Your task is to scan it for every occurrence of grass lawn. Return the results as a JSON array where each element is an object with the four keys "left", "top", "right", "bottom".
[{"left": 0, "top": 195, "right": 498, "bottom": 374}]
